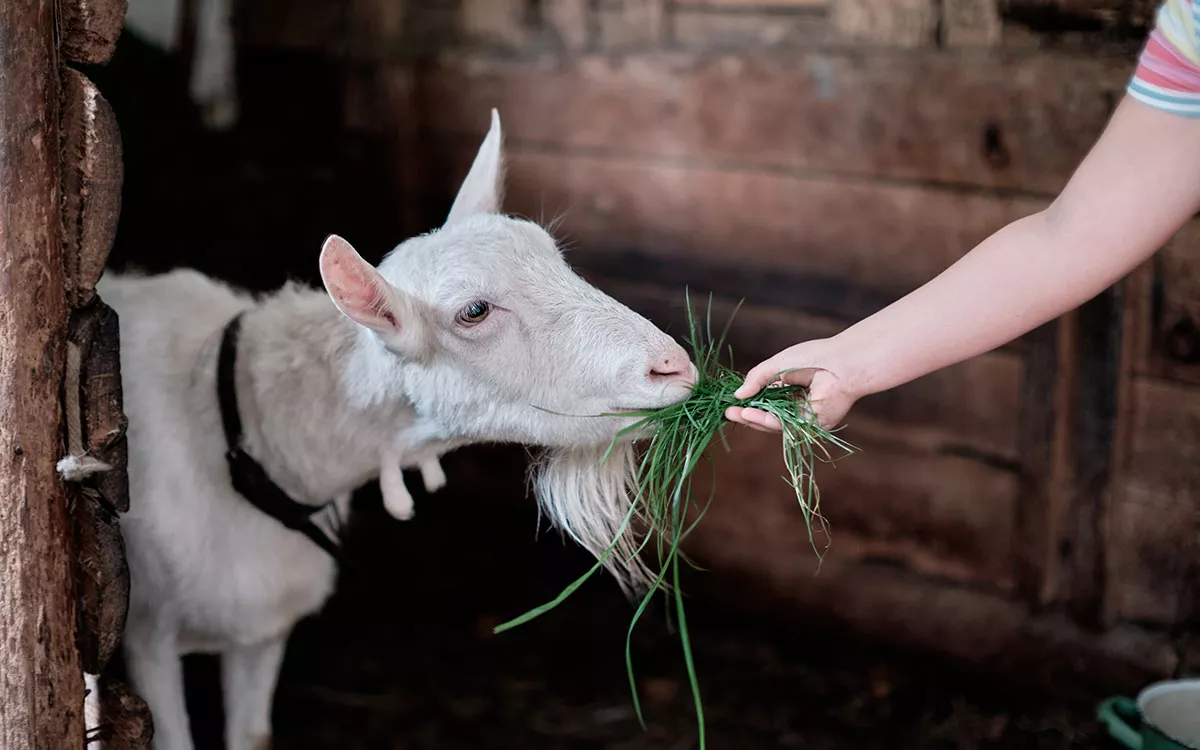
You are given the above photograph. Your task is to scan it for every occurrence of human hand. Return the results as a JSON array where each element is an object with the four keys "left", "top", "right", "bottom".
[{"left": 723, "top": 338, "right": 860, "bottom": 432}]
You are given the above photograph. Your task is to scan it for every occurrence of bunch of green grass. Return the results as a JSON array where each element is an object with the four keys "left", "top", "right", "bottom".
[{"left": 494, "top": 292, "right": 858, "bottom": 749}]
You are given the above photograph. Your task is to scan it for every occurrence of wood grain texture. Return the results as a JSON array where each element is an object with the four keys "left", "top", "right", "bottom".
[
  {"left": 0, "top": 0, "right": 85, "bottom": 745},
  {"left": 68, "top": 301, "right": 130, "bottom": 674},
  {"left": 1063, "top": 285, "right": 1124, "bottom": 627},
  {"left": 685, "top": 424, "right": 1020, "bottom": 590},
  {"left": 943, "top": 0, "right": 1003, "bottom": 46},
  {"left": 73, "top": 488, "right": 129, "bottom": 675},
  {"left": 671, "top": 8, "right": 829, "bottom": 48},
  {"left": 413, "top": 51, "right": 1131, "bottom": 195},
  {"left": 596, "top": 0, "right": 665, "bottom": 49},
  {"left": 60, "top": 0, "right": 129, "bottom": 64},
  {"left": 99, "top": 678, "right": 153, "bottom": 750},
  {"left": 75, "top": 299, "right": 129, "bottom": 514},
  {"left": 831, "top": 0, "right": 936, "bottom": 46},
  {"left": 1013, "top": 318, "right": 1064, "bottom": 607},
  {"left": 1107, "top": 377, "right": 1200, "bottom": 627},
  {"left": 62, "top": 69, "right": 125, "bottom": 309},
  {"left": 1143, "top": 221, "right": 1200, "bottom": 385}
]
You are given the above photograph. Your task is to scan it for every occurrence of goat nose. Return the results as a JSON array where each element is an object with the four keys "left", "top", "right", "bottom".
[{"left": 648, "top": 344, "right": 695, "bottom": 385}]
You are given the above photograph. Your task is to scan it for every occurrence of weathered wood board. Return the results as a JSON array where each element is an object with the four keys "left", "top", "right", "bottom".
[
  {"left": 1107, "top": 377, "right": 1200, "bottom": 627},
  {"left": 413, "top": 51, "right": 1132, "bottom": 194},
  {"left": 60, "top": 0, "right": 129, "bottom": 64},
  {"left": 62, "top": 69, "right": 125, "bottom": 309},
  {"left": 1140, "top": 220, "right": 1200, "bottom": 386},
  {"left": 68, "top": 301, "right": 131, "bottom": 675},
  {"left": 683, "top": 423, "right": 1020, "bottom": 590}
]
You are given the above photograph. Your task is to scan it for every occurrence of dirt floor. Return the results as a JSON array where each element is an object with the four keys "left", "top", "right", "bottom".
[{"left": 155, "top": 446, "right": 1117, "bottom": 750}]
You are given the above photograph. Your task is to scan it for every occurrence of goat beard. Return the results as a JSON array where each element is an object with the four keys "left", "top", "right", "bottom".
[{"left": 530, "top": 440, "right": 656, "bottom": 599}]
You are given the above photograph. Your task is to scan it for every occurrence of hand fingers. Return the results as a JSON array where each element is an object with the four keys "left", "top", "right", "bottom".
[
  {"left": 734, "top": 357, "right": 815, "bottom": 400},
  {"left": 724, "top": 405, "right": 782, "bottom": 432},
  {"left": 732, "top": 358, "right": 777, "bottom": 399}
]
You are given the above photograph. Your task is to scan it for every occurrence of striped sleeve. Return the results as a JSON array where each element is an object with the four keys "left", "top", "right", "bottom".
[
  {"left": 1128, "top": 1, "right": 1200, "bottom": 116},
  {"left": 1128, "top": 0, "right": 1200, "bottom": 114}
]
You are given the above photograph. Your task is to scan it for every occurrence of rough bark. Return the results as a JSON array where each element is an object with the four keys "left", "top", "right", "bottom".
[
  {"left": 68, "top": 301, "right": 131, "bottom": 675},
  {"left": 62, "top": 69, "right": 125, "bottom": 310},
  {"left": 0, "top": 0, "right": 86, "bottom": 746},
  {"left": 60, "top": 0, "right": 130, "bottom": 65},
  {"left": 98, "top": 678, "right": 154, "bottom": 750}
]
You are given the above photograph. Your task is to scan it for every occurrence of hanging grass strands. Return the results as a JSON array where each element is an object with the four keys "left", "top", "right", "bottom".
[{"left": 495, "top": 292, "right": 859, "bottom": 749}]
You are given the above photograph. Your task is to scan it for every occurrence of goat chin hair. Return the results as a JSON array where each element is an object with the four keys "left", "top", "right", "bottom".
[{"left": 530, "top": 439, "right": 661, "bottom": 599}]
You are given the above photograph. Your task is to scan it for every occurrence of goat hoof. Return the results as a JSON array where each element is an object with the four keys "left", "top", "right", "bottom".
[
  {"left": 200, "top": 96, "right": 238, "bottom": 131},
  {"left": 382, "top": 499, "right": 415, "bottom": 522}
]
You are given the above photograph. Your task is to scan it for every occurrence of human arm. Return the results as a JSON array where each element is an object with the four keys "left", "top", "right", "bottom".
[{"left": 727, "top": 93, "right": 1200, "bottom": 432}]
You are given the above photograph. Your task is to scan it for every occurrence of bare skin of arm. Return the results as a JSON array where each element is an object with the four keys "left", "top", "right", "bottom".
[{"left": 726, "top": 95, "right": 1200, "bottom": 433}]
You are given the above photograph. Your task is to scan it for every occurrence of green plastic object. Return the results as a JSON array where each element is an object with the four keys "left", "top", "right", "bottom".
[{"left": 1097, "top": 680, "right": 1200, "bottom": 750}]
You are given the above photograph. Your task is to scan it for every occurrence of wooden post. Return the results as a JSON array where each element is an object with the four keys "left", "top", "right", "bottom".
[{"left": 0, "top": 0, "right": 86, "bottom": 746}]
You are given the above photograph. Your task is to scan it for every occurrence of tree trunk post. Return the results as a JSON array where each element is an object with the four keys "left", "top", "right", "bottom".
[{"left": 0, "top": 0, "right": 87, "bottom": 747}]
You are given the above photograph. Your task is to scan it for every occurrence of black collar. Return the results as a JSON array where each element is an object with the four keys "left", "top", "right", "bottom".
[{"left": 218, "top": 313, "right": 345, "bottom": 563}]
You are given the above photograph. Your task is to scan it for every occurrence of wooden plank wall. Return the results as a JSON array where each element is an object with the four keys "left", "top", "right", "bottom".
[{"left": 238, "top": 0, "right": 1196, "bottom": 687}]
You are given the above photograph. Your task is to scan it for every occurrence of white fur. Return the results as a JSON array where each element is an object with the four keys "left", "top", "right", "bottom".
[
  {"left": 123, "top": 0, "right": 237, "bottom": 129},
  {"left": 84, "top": 672, "right": 103, "bottom": 748},
  {"left": 101, "top": 111, "right": 695, "bottom": 750}
]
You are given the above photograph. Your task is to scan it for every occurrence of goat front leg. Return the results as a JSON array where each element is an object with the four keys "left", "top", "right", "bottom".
[
  {"left": 379, "top": 457, "right": 414, "bottom": 521},
  {"left": 124, "top": 620, "right": 194, "bottom": 750},
  {"left": 419, "top": 456, "right": 446, "bottom": 493},
  {"left": 222, "top": 632, "right": 289, "bottom": 750}
]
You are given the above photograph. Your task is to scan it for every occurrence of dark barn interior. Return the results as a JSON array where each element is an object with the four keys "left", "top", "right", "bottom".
[{"left": 60, "top": 0, "right": 1200, "bottom": 747}]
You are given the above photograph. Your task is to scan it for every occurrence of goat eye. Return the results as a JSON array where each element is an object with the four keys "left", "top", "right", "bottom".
[{"left": 457, "top": 300, "right": 491, "bottom": 325}]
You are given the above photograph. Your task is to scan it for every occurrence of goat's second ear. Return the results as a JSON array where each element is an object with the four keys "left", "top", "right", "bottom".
[
  {"left": 319, "top": 235, "right": 406, "bottom": 335},
  {"left": 444, "top": 108, "right": 504, "bottom": 227}
]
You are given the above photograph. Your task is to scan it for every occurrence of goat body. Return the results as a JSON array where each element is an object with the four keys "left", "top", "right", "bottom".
[{"left": 101, "top": 112, "right": 696, "bottom": 750}]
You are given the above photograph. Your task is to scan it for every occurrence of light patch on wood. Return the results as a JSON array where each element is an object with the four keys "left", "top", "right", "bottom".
[
  {"left": 544, "top": 0, "right": 590, "bottom": 51},
  {"left": 832, "top": 0, "right": 937, "bottom": 46},
  {"left": 460, "top": 0, "right": 529, "bottom": 47},
  {"left": 942, "top": 0, "right": 1001, "bottom": 47},
  {"left": 596, "top": 0, "right": 664, "bottom": 49},
  {"left": 1107, "top": 377, "right": 1200, "bottom": 627}
]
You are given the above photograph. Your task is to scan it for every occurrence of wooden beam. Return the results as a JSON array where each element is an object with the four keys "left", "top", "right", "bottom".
[
  {"left": 1107, "top": 377, "right": 1200, "bottom": 628},
  {"left": 1063, "top": 284, "right": 1125, "bottom": 627},
  {"left": 1013, "top": 319, "right": 1063, "bottom": 607},
  {"left": 412, "top": 51, "right": 1132, "bottom": 194},
  {"left": 62, "top": 69, "right": 125, "bottom": 309},
  {"left": 0, "top": 0, "right": 85, "bottom": 746}
]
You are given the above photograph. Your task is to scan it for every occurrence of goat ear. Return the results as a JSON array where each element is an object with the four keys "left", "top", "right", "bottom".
[
  {"left": 319, "top": 235, "right": 405, "bottom": 334},
  {"left": 444, "top": 108, "right": 504, "bottom": 226}
]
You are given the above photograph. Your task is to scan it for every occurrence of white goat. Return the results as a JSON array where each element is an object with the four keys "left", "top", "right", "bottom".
[
  {"left": 123, "top": 0, "right": 237, "bottom": 129},
  {"left": 97, "top": 111, "right": 695, "bottom": 750}
]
